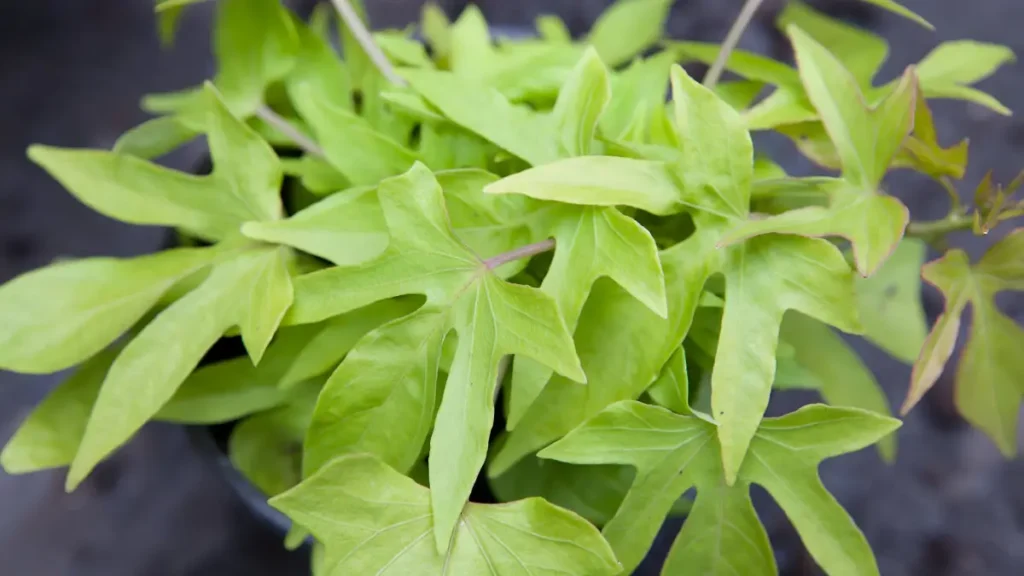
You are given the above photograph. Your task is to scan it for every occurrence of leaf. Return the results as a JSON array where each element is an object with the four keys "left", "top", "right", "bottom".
[
  {"left": 779, "top": 313, "right": 897, "bottom": 461},
  {"left": 113, "top": 116, "right": 198, "bottom": 160},
  {"left": 303, "top": 307, "right": 447, "bottom": 476},
  {"left": 1, "top": 348, "right": 120, "bottom": 474},
  {"left": 601, "top": 50, "right": 676, "bottom": 141},
  {"left": 719, "top": 29, "right": 917, "bottom": 276},
  {"left": 375, "top": 31, "right": 433, "bottom": 68},
  {"left": 588, "top": 0, "right": 674, "bottom": 68},
  {"left": 288, "top": 83, "right": 419, "bottom": 186},
  {"left": 645, "top": 347, "right": 691, "bottom": 415},
  {"left": 67, "top": 247, "right": 294, "bottom": 490},
  {"left": 778, "top": 1, "right": 888, "bottom": 89},
  {"left": 485, "top": 156, "right": 685, "bottom": 216},
  {"left": 286, "top": 13, "right": 354, "bottom": 113},
  {"left": 506, "top": 205, "right": 667, "bottom": 427},
  {"left": 857, "top": 0, "right": 932, "bottom": 29},
  {"left": 243, "top": 186, "right": 388, "bottom": 266},
  {"left": 230, "top": 384, "right": 318, "bottom": 497},
  {"left": 489, "top": 456, "right": 638, "bottom": 526},
  {"left": 30, "top": 86, "right": 283, "bottom": 241},
  {"left": 284, "top": 163, "right": 583, "bottom": 551},
  {"left": 402, "top": 69, "right": 558, "bottom": 166},
  {"left": 270, "top": 454, "right": 621, "bottom": 576},
  {"left": 238, "top": 247, "right": 294, "bottom": 363},
  {"left": 421, "top": 2, "right": 452, "bottom": 66},
  {"left": 0, "top": 248, "right": 216, "bottom": 374},
  {"left": 915, "top": 40, "right": 1016, "bottom": 114},
  {"left": 855, "top": 238, "right": 929, "bottom": 363},
  {"left": 210, "top": 0, "right": 299, "bottom": 116},
  {"left": 494, "top": 66, "right": 860, "bottom": 487},
  {"left": 541, "top": 401, "right": 900, "bottom": 575},
  {"left": 159, "top": 299, "right": 417, "bottom": 424},
  {"left": 906, "top": 230, "right": 1024, "bottom": 455},
  {"left": 536, "top": 15, "right": 572, "bottom": 43},
  {"left": 551, "top": 48, "right": 611, "bottom": 158},
  {"left": 671, "top": 42, "right": 802, "bottom": 90},
  {"left": 448, "top": 5, "right": 495, "bottom": 77},
  {"left": 894, "top": 91, "right": 968, "bottom": 180}
]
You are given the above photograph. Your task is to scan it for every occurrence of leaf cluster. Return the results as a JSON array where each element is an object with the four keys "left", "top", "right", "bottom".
[{"left": 2, "top": 1, "right": 1021, "bottom": 575}]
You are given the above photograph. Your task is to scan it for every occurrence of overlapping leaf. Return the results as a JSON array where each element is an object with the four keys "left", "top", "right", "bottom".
[
  {"left": 587, "top": 0, "right": 675, "bottom": 68},
  {"left": 285, "top": 163, "right": 583, "bottom": 551},
  {"left": 270, "top": 455, "right": 621, "bottom": 576},
  {"left": 541, "top": 401, "right": 900, "bottom": 575},
  {"left": 717, "top": 27, "right": 917, "bottom": 277},
  {"left": 486, "top": 49, "right": 669, "bottom": 425},
  {"left": 490, "top": 66, "right": 860, "bottom": 485},
  {"left": 906, "top": 230, "right": 1024, "bottom": 455}
]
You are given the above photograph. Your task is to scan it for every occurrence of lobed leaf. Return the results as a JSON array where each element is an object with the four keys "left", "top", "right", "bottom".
[
  {"left": 588, "top": 0, "right": 674, "bottom": 68},
  {"left": 270, "top": 454, "right": 621, "bottom": 576}
]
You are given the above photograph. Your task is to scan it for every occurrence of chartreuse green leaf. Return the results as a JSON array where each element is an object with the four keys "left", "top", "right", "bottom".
[
  {"left": 158, "top": 300, "right": 415, "bottom": 424},
  {"left": 31, "top": 85, "right": 283, "bottom": 242},
  {"left": 285, "top": 11, "right": 354, "bottom": 113},
  {"left": 288, "top": 82, "right": 419, "bottom": 186},
  {"left": 243, "top": 186, "right": 388, "bottom": 266},
  {"left": 270, "top": 454, "right": 621, "bottom": 576},
  {"left": 912, "top": 41, "right": 1016, "bottom": 115},
  {"left": 671, "top": 42, "right": 802, "bottom": 90},
  {"left": 67, "top": 246, "right": 294, "bottom": 490},
  {"left": 779, "top": 313, "right": 896, "bottom": 461},
  {"left": 302, "top": 307, "right": 447, "bottom": 477},
  {"left": 449, "top": 4, "right": 494, "bottom": 77},
  {"left": 600, "top": 50, "right": 676, "bottom": 142},
  {"left": 284, "top": 163, "right": 583, "bottom": 552},
  {"left": 779, "top": 1, "right": 888, "bottom": 89},
  {"left": 113, "top": 115, "right": 198, "bottom": 160},
  {"left": 857, "top": 0, "right": 932, "bottom": 29},
  {"left": 504, "top": 204, "right": 668, "bottom": 426},
  {"left": 493, "top": 66, "right": 860, "bottom": 485},
  {"left": 492, "top": 47, "right": 668, "bottom": 425},
  {"left": 536, "top": 15, "right": 572, "bottom": 43},
  {"left": 588, "top": 0, "right": 674, "bottom": 68},
  {"left": 421, "top": 2, "right": 452, "bottom": 67},
  {"left": 1, "top": 348, "right": 120, "bottom": 474},
  {"left": 855, "top": 238, "right": 929, "bottom": 363},
  {"left": 0, "top": 248, "right": 215, "bottom": 374},
  {"left": 375, "top": 31, "right": 433, "bottom": 68},
  {"left": 541, "top": 401, "right": 900, "bottom": 575},
  {"left": 906, "top": 230, "right": 1024, "bottom": 455},
  {"left": 402, "top": 69, "right": 558, "bottom": 166},
  {"left": 146, "top": 0, "right": 299, "bottom": 125},
  {"left": 551, "top": 47, "right": 610, "bottom": 157},
  {"left": 230, "top": 382, "right": 319, "bottom": 497},
  {"left": 718, "top": 27, "right": 916, "bottom": 277}
]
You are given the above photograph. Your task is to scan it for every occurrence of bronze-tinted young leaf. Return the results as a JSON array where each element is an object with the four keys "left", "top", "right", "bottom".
[{"left": 907, "top": 230, "right": 1024, "bottom": 455}]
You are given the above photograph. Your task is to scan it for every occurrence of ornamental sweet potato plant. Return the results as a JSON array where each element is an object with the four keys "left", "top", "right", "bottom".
[{"left": 1, "top": 0, "right": 1022, "bottom": 574}]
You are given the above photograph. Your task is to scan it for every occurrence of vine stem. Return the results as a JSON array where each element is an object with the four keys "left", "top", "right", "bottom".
[
  {"left": 329, "top": 0, "right": 407, "bottom": 87},
  {"left": 254, "top": 105, "right": 326, "bottom": 158},
  {"left": 703, "top": 0, "right": 767, "bottom": 88},
  {"left": 483, "top": 238, "right": 555, "bottom": 270}
]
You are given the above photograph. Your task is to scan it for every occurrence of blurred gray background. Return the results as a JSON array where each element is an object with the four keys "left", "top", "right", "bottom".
[{"left": 0, "top": 1, "right": 1021, "bottom": 574}]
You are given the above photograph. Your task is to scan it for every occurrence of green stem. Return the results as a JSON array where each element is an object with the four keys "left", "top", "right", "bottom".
[{"left": 704, "top": 0, "right": 766, "bottom": 88}]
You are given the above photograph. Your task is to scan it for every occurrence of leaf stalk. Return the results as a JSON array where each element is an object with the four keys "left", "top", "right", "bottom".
[{"left": 704, "top": 0, "right": 767, "bottom": 89}]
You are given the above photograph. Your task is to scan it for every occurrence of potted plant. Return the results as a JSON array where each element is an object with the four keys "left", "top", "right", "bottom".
[{"left": 2, "top": 0, "right": 1021, "bottom": 573}]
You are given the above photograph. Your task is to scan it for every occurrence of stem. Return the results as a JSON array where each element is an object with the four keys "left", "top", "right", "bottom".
[
  {"left": 254, "top": 105, "right": 326, "bottom": 158},
  {"left": 330, "top": 0, "right": 407, "bottom": 87},
  {"left": 703, "top": 0, "right": 766, "bottom": 89},
  {"left": 483, "top": 238, "right": 555, "bottom": 270}
]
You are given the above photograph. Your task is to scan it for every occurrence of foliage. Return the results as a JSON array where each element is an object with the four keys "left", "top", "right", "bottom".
[{"left": 2, "top": 0, "right": 1020, "bottom": 574}]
